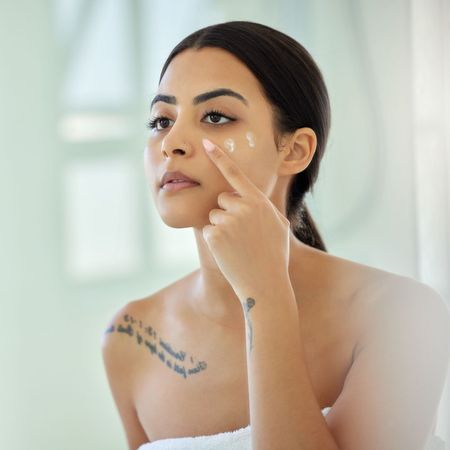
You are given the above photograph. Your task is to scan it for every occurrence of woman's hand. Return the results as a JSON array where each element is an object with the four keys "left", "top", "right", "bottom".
[{"left": 201, "top": 138, "right": 291, "bottom": 300}]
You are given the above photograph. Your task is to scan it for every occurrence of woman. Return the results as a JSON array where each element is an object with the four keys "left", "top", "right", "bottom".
[{"left": 101, "top": 21, "right": 450, "bottom": 450}]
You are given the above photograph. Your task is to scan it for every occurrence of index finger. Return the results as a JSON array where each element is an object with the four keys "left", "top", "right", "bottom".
[{"left": 202, "top": 137, "right": 260, "bottom": 197}]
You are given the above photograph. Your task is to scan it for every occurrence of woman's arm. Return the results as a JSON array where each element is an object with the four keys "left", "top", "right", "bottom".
[
  {"left": 324, "top": 280, "right": 450, "bottom": 450},
  {"left": 237, "top": 274, "right": 340, "bottom": 450},
  {"left": 238, "top": 277, "right": 450, "bottom": 450},
  {"left": 200, "top": 140, "right": 339, "bottom": 449}
]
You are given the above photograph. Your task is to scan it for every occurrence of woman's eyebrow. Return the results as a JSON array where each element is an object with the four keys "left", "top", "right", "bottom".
[
  {"left": 193, "top": 88, "right": 249, "bottom": 106},
  {"left": 150, "top": 88, "right": 249, "bottom": 109}
]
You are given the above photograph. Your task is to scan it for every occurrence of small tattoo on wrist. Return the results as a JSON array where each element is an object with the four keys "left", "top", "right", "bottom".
[{"left": 243, "top": 298, "right": 256, "bottom": 353}]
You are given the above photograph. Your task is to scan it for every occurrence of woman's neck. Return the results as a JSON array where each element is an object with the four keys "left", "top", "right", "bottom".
[{"left": 188, "top": 227, "right": 316, "bottom": 329}]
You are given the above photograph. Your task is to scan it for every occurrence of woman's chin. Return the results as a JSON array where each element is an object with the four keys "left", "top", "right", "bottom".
[{"left": 159, "top": 212, "right": 209, "bottom": 229}]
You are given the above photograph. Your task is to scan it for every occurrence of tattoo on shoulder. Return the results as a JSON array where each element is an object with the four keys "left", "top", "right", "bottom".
[
  {"left": 103, "top": 313, "right": 208, "bottom": 379},
  {"left": 243, "top": 297, "right": 256, "bottom": 353}
]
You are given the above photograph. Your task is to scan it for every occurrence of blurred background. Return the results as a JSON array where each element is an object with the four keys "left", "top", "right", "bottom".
[{"left": 1, "top": 0, "right": 449, "bottom": 449}]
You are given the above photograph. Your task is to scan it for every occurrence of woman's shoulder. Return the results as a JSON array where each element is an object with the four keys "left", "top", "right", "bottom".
[
  {"left": 350, "top": 263, "right": 449, "bottom": 317},
  {"left": 314, "top": 251, "right": 450, "bottom": 343},
  {"left": 321, "top": 250, "right": 448, "bottom": 311},
  {"left": 101, "top": 270, "right": 201, "bottom": 385},
  {"left": 114, "top": 271, "right": 201, "bottom": 340},
  {"left": 371, "top": 273, "right": 450, "bottom": 334},
  {"left": 339, "top": 261, "right": 450, "bottom": 357},
  {"left": 102, "top": 270, "right": 195, "bottom": 336}
]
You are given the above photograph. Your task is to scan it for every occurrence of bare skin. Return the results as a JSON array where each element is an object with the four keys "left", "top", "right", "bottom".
[
  {"left": 103, "top": 47, "right": 449, "bottom": 448},
  {"left": 106, "top": 247, "right": 392, "bottom": 442}
]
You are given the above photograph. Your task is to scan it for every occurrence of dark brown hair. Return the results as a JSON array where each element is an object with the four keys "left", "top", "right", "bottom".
[{"left": 159, "top": 21, "right": 330, "bottom": 251}]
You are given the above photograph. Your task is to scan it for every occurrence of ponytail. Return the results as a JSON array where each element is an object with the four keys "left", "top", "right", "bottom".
[{"left": 291, "top": 203, "right": 327, "bottom": 252}]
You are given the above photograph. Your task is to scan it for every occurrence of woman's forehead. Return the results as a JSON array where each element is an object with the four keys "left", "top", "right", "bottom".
[{"left": 159, "top": 48, "right": 262, "bottom": 98}]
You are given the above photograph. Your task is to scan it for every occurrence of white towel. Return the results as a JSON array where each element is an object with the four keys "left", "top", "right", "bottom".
[
  {"left": 138, "top": 424, "right": 251, "bottom": 450},
  {"left": 137, "top": 407, "right": 447, "bottom": 450},
  {"left": 138, "top": 408, "right": 330, "bottom": 450}
]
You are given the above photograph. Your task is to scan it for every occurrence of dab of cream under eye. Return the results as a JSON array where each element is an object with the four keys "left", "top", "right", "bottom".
[
  {"left": 224, "top": 138, "right": 235, "bottom": 152},
  {"left": 246, "top": 131, "right": 256, "bottom": 148}
]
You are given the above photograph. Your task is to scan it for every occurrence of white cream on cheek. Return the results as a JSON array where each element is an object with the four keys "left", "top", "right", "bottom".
[
  {"left": 246, "top": 131, "right": 256, "bottom": 148},
  {"left": 222, "top": 131, "right": 256, "bottom": 153},
  {"left": 224, "top": 138, "right": 235, "bottom": 153}
]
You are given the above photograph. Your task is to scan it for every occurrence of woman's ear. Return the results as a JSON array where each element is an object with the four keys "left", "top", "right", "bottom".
[{"left": 277, "top": 127, "right": 317, "bottom": 176}]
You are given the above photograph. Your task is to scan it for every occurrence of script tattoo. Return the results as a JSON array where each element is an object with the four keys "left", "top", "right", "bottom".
[
  {"left": 104, "top": 313, "right": 207, "bottom": 379},
  {"left": 243, "top": 297, "right": 256, "bottom": 353}
]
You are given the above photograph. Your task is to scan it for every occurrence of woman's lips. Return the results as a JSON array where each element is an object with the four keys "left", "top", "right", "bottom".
[
  {"left": 161, "top": 180, "right": 200, "bottom": 192},
  {"left": 160, "top": 170, "right": 199, "bottom": 187}
]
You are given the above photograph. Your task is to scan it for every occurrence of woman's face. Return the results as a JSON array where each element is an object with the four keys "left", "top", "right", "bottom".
[{"left": 144, "top": 47, "right": 284, "bottom": 229}]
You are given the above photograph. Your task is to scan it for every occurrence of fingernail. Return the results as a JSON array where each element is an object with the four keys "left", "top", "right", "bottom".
[{"left": 202, "top": 138, "right": 215, "bottom": 152}]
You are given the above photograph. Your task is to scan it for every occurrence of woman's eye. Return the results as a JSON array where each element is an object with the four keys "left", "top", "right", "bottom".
[
  {"left": 146, "top": 116, "right": 174, "bottom": 131},
  {"left": 154, "top": 117, "right": 173, "bottom": 130},
  {"left": 203, "top": 112, "right": 231, "bottom": 125}
]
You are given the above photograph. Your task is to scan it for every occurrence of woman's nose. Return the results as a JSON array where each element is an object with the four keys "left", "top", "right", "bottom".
[{"left": 160, "top": 121, "right": 193, "bottom": 158}]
